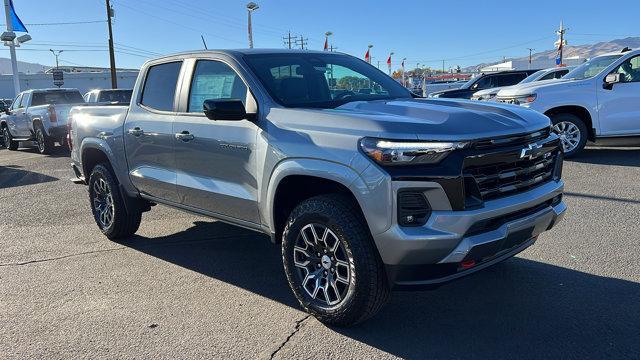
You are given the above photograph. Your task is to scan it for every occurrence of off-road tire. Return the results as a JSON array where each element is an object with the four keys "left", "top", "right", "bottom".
[
  {"left": 282, "top": 194, "right": 390, "bottom": 327},
  {"left": 88, "top": 163, "right": 142, "bottom": 240},
  {"left": 550, "top": 113, "right": 588, "bottom": 157}
]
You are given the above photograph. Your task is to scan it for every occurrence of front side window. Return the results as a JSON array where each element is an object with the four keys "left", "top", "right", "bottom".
[
  {"left": 188, "top": 60, "right": 247, "bottom": 113},
  {"left": 494, "top": 73, "right": 527, "bottom": 87},
  {"left": 244, "top": 53, "right": 411, "bottom": 108},
  {"left": 612, "top": 55, "right": 640, "bottom": 83},
  {"left": 11, "top": 94, "right": 22, "bottom": 110},
  {"left": 141, "top": 61, "right": 182, "bottom": 112},
  {"left": 565, "top": 55, "right": 622, "bottom": 80}
]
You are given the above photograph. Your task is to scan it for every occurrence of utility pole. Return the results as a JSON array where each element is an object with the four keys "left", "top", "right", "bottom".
[
  {"left": 49, "top": 49, "right": 63, "bottom": 68},
  {"left": 295, "top": 35, "right": 308, "bottom": 50},
  {"left": 246, "top": 2, "right": 259, "bottom": 48},
  {"left": 527, "top": 48, "right": 535, "bottom": 69},
  {"left": 3, "top": 0, "right": 20, "bottom": 95},
  {"left": 105, "top": 0, "right": 117, "bottom": 88},
  {"left": 282, "top": 31, "right": 294, "bottom": 49}
]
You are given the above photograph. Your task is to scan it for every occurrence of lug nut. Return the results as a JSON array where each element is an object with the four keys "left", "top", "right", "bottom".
[{"left": 323, "top": 271, "right": 328, "bottom": 276}]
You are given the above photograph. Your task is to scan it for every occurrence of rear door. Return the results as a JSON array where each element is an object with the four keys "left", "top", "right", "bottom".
[
  {"left": 12, "top": 93, "right": 31, "bottom": 137},
  {"left": 5, "top": 94, "right": 23, "bottom": 136},
  {"left": 173, "top": 58, "right": 259, "bottom": 223},
  {"left": 124, "top": 60, "right": 184, "bottom": 202},
  {"left": 597, "top": 54, "right": 640, "bottom": 136}
]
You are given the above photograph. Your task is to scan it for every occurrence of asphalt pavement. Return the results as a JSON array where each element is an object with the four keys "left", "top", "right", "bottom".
[{"left": 1, "top": 144, "right": 639, "bottom": 359}]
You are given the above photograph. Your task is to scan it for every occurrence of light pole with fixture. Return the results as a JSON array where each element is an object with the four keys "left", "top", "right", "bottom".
[
  {"left": 50, "top": 49, "right": 63, "bottom": 69},
  {"left": 246, "top": 2, "right": 259, "bottom": 48},
  {"left": 2, "top": 0, "right": 31, "bottom": 95}
]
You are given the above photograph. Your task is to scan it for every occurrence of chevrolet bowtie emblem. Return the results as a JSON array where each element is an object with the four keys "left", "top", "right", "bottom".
[{"left": 520, "top": 143, "right": 543, "bottom": 160}]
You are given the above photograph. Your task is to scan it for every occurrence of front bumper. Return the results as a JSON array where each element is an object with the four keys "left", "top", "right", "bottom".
[{"left": 374, "top": 179, "right": 565, "bottom": 288}]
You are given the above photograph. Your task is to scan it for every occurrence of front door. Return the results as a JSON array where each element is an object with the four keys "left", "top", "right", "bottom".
[
  {"left": 124, "top": 61, "right": 183, "bottom": 203},
  {"left": 173, "top": 59, "right": 259, "bottom": 223},
  {"left": 598, "top": 55, "right": 640, "bottom": 136}
]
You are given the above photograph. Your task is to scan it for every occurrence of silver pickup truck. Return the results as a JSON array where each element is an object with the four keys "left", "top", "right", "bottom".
[
  {"left": 1, "top": 88, "right": 85, "bottom": 154},
  {"left": 70, "top": 49, "right": 566, "bottom": 326}
]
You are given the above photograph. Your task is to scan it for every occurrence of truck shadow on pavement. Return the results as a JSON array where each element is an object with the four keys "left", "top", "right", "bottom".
[
  {"left": 0, "top": 164, "right": 59, "bottom": 189},
  {"left": 567, "top": 147, "right": 640, "bottom": 167},
  {"left": 123, "top": 220, "right": 639, "bottom": 359}
]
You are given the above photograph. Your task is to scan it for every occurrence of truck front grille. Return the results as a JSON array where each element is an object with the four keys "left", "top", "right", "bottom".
[{"left": 463, "top": 145, "right": 560, "bottom": 201}]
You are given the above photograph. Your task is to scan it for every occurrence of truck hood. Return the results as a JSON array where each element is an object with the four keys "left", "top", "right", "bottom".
[
  {"left": 428, "top": 87, "right": 469, "bottom": 97},
  {"left": 497, "top": 78, "right": 576, "bottom": 97},
  {"left": 268, "top": 98, "right": 550, "bottom": 142},
  {"left": 473, "top": 87, "right": 504, "bottom": 97}
]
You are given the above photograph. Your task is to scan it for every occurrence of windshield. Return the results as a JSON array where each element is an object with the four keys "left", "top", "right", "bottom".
[
  {"left": 565, "top": 55, "right": 623, "bottom": 80},
  {"left": 32, "top": 91, "right": 84, "bottom": 106},
  {"left": 98, "top": 89, "right": 133, "bottom": 104},
  {"left": 244, "top": 53, "right": 412, "bottom": 108}
]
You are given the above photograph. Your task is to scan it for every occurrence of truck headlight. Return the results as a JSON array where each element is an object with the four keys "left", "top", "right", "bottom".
[
  {"left": 359, "top": 137, "right": 468, "bottom": 166},
  {"left": 512, "top": 94, "right": 537, "bottom": 105}
]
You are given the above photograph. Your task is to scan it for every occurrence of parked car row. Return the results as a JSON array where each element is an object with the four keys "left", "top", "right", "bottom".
[
  {"left": 486, "top": 48, "right": 639, "bottom": 156},
  {"left": 0, "top": 88, "right": 132, "bottom": 154}
]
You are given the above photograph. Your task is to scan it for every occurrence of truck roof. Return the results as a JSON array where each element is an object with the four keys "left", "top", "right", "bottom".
[{"left": 145, "top": 48, "right": 347, "bottom": 64}]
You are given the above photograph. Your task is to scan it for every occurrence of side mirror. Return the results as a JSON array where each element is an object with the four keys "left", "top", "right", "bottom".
[
  {"left": 4, "top": 108, "right": 10, "bottom": 115},
  {"left": 603, "top": 73, "right": 621, "bottom": 89},
  {"left": 203, "top": 99, "right": 249, "bottom": 121}
]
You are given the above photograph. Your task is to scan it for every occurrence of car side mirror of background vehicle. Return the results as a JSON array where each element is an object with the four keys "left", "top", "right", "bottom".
[
  {"left": 603, "top": 73, "right": 621, "bottom": 90},
  {"left": 203, "top": 99, "right": 251, "bottom": 121}
]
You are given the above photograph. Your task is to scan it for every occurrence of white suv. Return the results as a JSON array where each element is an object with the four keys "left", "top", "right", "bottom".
[{"left": 496, "top": 48, "right": 640, "bottom": 156}]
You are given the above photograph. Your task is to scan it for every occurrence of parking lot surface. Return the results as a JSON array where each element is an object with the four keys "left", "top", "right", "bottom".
[{"left": 1, "top": 145, "right": 639, "bottom": 359}]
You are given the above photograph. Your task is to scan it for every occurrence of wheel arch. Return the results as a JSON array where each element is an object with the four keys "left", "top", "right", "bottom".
[
  {"left": 544, "top": 105, "right": 595, "bottom": 142},
  {"left": 265, "top": 159, "right": 385, "bottom": 243}
]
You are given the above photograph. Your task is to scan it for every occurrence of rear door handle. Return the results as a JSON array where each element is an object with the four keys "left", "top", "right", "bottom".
[
  {"left": 128, "top": 127, "right": 144, "bottom": 137},
  {"left": 175, "top": 131, "right": 195, "bottom": 142}
]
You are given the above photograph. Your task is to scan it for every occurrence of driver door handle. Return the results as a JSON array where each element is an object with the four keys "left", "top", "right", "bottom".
[
  {"left": 175, "top": 130, "right": 195, "bottom": 142},
  {"left": 127, "top": 127, "right": 144, "bottom": 137}
]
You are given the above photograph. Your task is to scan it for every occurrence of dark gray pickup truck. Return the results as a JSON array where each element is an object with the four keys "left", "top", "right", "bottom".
[{"left": 70, "top": 49, "right": 566, "bottom": 326}]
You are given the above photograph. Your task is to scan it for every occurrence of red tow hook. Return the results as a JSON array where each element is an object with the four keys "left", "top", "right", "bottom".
[{"left": 460, "top": 260, "right": 476, "bottom": 270}]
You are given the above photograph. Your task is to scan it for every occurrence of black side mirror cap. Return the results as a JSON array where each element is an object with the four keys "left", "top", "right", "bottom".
[{"left": 203, "top": 99, "right": 252, "bottom": 121}]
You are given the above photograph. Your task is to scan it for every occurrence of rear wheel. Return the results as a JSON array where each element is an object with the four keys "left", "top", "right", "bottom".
[
  {"left": 550, "top": 113, "right": 587, "bottom": 157},
  {"left": 88, "top": 163, "right": 142, "bottom": 240},
  {"left": 35, "top": 125, "right": 54, "bottom": 155},
  {"left": 3, "top": 126, "right": 18, "bottom": 150},
  {"left": 282, "top": 194, "right": 390, "bottom": 327}
]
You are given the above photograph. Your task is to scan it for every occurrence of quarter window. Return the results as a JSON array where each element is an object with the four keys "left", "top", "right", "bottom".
[
  {"left": 187, "top": 60, "right": 247, "bottom": 113},
  {"left": 141, "top": 61, "right": 182, "bottom": 112}
]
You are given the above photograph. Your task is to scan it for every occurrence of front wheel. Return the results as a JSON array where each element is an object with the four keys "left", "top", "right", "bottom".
[
  {"left": 282, "top": 194, "right": 390, "bottom": 327},
  {"left": 3, "top": 126, "right": 18, "bottom": 150},
  {"left": 550, "top": 113, "right": 588, "bottom": 157},
  {"left": 88, "top": 164, "right": 142, "bottom": 240}
]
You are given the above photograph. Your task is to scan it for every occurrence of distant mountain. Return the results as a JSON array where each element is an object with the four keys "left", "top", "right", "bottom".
[
  {"left": 463, "top": 37, "right": 640, "bottom": 72},
  {"left": 0, "top": 58, "right": 48, "bottom": 74}
]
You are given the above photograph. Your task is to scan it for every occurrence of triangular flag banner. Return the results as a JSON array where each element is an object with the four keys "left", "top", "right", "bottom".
[
  {"left": 364, "top": 49, "right": 370, "bottom": 62},
  {"left": 9, "top": 0, "right": 28, "bottom": 33}
]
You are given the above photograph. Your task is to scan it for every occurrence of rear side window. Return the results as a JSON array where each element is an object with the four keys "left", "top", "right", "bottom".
[{"left": 141, "top": 62, "right": 182, "bottom": 112}]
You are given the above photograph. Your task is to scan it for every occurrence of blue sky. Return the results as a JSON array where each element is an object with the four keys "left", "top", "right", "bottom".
[{"left": 3, "top": 0, "right": 639, "bottom": 71}]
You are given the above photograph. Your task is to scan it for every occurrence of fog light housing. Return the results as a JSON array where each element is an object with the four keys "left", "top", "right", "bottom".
[{"left": 397, "top": 190, "right": 431, "bottom": 227}]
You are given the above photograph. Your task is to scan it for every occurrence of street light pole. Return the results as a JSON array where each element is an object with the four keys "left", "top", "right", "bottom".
[
  {"left": 246, "top": 2, "right": 259, "bottom": 49},
  {"left": 3, "top": 0, "right": 20, "bottom": 95},
  {"left": 49, "top": 49, "right": 63, "bottom": 69}
]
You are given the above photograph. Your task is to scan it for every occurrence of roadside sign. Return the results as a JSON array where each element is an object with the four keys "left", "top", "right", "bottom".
[{"left": 52, "top": 69, "right": 64, "bottom": 87}]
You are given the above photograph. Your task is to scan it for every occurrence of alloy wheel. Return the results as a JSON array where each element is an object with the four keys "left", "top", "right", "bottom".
[
  {"left": 553, "top": 121, "right": 581, "bottom": 153},
  {"left": 92, "top": 177, "right": 115, "bottom": 229},
  {"left": 293, "top": 223, "right": 351, "bottom": 307},
  {"left": 36, "top": 129, "right": 45, "bottom": 153}
]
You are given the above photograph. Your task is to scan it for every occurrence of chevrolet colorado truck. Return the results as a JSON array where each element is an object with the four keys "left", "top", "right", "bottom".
[
  {"left": 1, "top": 88, "right": 85, "bottom": 154},
  {"left": 69, "top": 49, "right": 566, "bottom": 326},
  {"left": 496, "top": 48, "right": 640, "bottom": 156}
]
